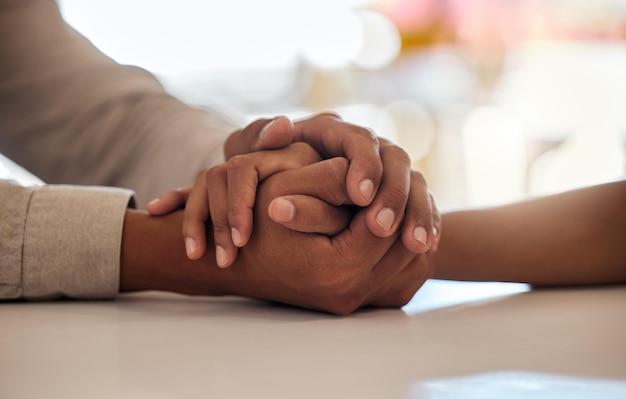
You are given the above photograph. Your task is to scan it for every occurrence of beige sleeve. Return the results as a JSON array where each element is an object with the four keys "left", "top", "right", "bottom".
[
  {"left": 0, "top": 0, "right": 242, "bottom": 206},
  {"left": 0, "top": 179, "right": 133, "bottom": 299}
]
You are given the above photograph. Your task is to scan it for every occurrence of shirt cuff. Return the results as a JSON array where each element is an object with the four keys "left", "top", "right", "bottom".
[{"left": 22, "top": 185, "right": 133, "bottom": 299}]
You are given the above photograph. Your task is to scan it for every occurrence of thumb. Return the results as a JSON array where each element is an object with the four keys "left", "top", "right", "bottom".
[
  {"left": 254, "top": 116, "right": 294, "bottom": 151},
  {"left": 223, "top": 116, "right": 294, "bottom": 159}
]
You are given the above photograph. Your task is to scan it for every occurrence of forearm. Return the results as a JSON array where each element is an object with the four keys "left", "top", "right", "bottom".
[
  {"left": 119, "top": 210, "right": 232, "bottom": 296},
  {"left": 433, "top": 180, "right": 626, "bottom": 285}
]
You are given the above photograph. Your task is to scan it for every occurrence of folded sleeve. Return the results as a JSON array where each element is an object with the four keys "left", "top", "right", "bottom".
[{"left": 0, "top": 179, "right": 133, "bottom": 299}]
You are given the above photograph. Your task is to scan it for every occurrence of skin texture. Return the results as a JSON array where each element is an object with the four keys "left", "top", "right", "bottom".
[
  {"left": 264, "top": 179, "right": 626, "bottom": 290},
  {"left": 124, "top": 149, "right": 626, "bottom": 315},
  {"left": 431, "top": 180, "right": 626, "bottom": 286},
  {"left": 124, "top": 158, "right": 433, "bottom": 315},
  {"left": 148, "top": 113, "right": 439, "bottom": 268},
  {"left": 233, "top": 159, "right": 436, "bottom": 312}
]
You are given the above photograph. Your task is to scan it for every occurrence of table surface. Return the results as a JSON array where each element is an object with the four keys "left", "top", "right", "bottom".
[{"left": 1, "top": 280, "right": 625, "bottom": 399}]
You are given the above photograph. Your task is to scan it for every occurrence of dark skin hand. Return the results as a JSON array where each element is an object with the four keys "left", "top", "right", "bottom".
[
  {"left": 148, "top": 113, "right": 438, "bottom": 267},
  {"left": 270, "top": 179, "right": 626, "bottom": 288},
  {"left": 122, "top": 178, "right": 626, "bottom": 315},
  {"left": 122, "top": 158, "right": 433, "bottom": 315}
]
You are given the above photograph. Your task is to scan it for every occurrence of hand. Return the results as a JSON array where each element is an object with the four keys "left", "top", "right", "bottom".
[
  {"left": 268, "top": 167, "right": 441, "bottom": 255},
  {"left": 225, "top": 113, "right": 417, "bottom": 240},
  {"left": 227, "top": 157, "right": 434, "bottom": 314},
  {"left": 264, "top": 167, "right": 442, "bottom": 309},
  {"left": 122, "top": 158, "right": 433, "bottom": 314},
  {"left": 148, "top": 113, "right": 434, "bottom": 265},
  {"left": 146, "top": 116, "right": 309, "bottom": 265},
  {"left": 149, "top": 143, "right": 322, "bottom": 267}
]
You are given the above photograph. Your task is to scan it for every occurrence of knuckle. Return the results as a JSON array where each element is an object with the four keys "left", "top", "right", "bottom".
[
  {"left": 290, "top": 142, "right": 320, "bottom": 162},
  {"left": 386, "top": 144, "right": 411, "bottom": 165},
  {"left": 226, "top": 154, "right": 251, "bottom": 173},
  {"left": 194, "top": 168, "right": 208, "bottom": 184},
  {"left": 327, "top": 295, "right": 361, "bottom": 315},
  {"left": 380, "top": 183, "right": 410, "bottom": 211},
  {"left": 211, "top": 219, "right": 230, "bottom": 235},
  {"left": 207, "top": 164, "right": 226, "bottom": 182},
  {"left": 317, "top": 111, "right": 342, "bottom": 121},
  {"left": 314, "top": 159, "right": 350, "bottom": 205},
  {"left": 361, "top": 153, "right": 384, "bottom": 173},
  {"left": 334, "top": 121, "right": 379, "bottom": 147},
  {"left": 312, "top": 259, "right": 356, "bottom": 291},
  {"left": 411, "top": 170, "right": 427, "bottom": 188},
  {"left": 357, "top": 127, "right": 379, "bottom": 146},
  {"left": 388, "top": 181, "right": 410, "bottom": 200},
  {"left": 228, "top": 203, "right": 250, "bottom": 221},
  {"left": 227, "top": 202, "right": 242, "bottom": 216},
  {"left": 395, "top": 286, "right": 419, "bottom": 307},
  {"left": 317, "top": 282, "right": 363, "bottom": 315},
  {"left": 380, "top": 257, "right": 433, "bottom": 308},
  {"left": 378, "top": 137, "right": 392, "bottom": 146},
  {"left": 327, "top": 157, "right": 350, "bottom": 177}
]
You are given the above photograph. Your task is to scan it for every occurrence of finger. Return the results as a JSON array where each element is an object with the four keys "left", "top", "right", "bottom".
[
  {"left": 204, "top": 166, "right": 238, "bottom": 268},
  {"left": 368, "top": 250, "right": 434, "bottom": 308},
  {"left": 329, "top": 208, "right": 402, "bottom": 302},
  {"left": 330, "top": 204, "right": 427, "bottom": 311},
  {"left": 247, "top": 159, "right": 400, "bottom": 315},
  {"left": 146, "top": 186, "right": 191, "bottom": 215},
  {"left": 268, "top": 195, "right": 352, "bottom": 236},
  {"left": 260, "top": 157, "right": 353, "bottom": 206},
  {"left": 223, "top": 116, "right": 294, "bottom": 159},
  {"left": 364, "top": 238, "right": 419, "bottom": 306},
  {"left": 430, "top": 193, "right": 442, "bottom": 252},
  {"left": 227, "top": 143, "right": 321, "bottom": 247},
  {"left": 364, "top": 140, "right": 411, "bottom": 238},
  {"left": 261, "top": 157, "right": 389, "bottom": 258},
  {"left": 254, "top": 116, "right": 294, "bottom": 151},
  {"left": 400, "top": 171, "right": 436, "bottom": 254},
  {"left": 182, "top": 172, "right": 211, "bottom": 260},
  {"left": 292, "top": 113, "right": 383, "bottom": 207}
]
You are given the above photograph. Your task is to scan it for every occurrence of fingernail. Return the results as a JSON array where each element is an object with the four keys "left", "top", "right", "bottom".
[
  {"left": 376, "top": 208, "right": 395, "bottom": 231},
  {"left": 216, "top": 245, "right": 230, "bottom": 268},
  {"left": 185, "top": 237, "right": 198, "bottom": 258},
  {"left": 147, "top": 198, "right": 160, "bottom": 207},
  {"left": 259, "top": 119, "right": 276, "bottom": 142},
  {"left": 359, "top": 179, "right": 374, "bottom": 202},
  {"left": 270, "top": 198, "right": 295, "bottom": 223},
  {"left": 413, "top": 226, "right": 428, "bottom": 245},
  {"left": 231, "top": 227, "right": 244, "bottom": 247}
]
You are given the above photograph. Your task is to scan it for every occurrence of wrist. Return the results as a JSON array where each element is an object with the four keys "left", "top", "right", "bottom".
[{"left": 119, "top": 209, "right": 232, "bottom": 296}]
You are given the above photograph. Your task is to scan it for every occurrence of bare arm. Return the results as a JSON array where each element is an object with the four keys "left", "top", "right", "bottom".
[
  {"left": 119, "top": 209, "right": 228, "bottom": 296},
  {"left": 433, "top": 180, "right": 626, "bottom": 286},
  {"left": 121, "top": 158, "right": 429, "bottom": 314}
]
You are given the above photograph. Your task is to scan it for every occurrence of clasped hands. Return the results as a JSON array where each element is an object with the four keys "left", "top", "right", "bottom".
[{"left": 148, "top": 113, "right": 441, "bottom": 314}]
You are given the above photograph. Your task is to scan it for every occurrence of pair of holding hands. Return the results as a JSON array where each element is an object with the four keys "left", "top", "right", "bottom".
[{"left": 148, "top": 113, "right": 441, "bottom": 314}]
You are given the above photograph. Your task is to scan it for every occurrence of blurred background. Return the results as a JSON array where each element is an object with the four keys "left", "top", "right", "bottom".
[{"left": 59, "top": 0, "right": 626, "bottom": 210}]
